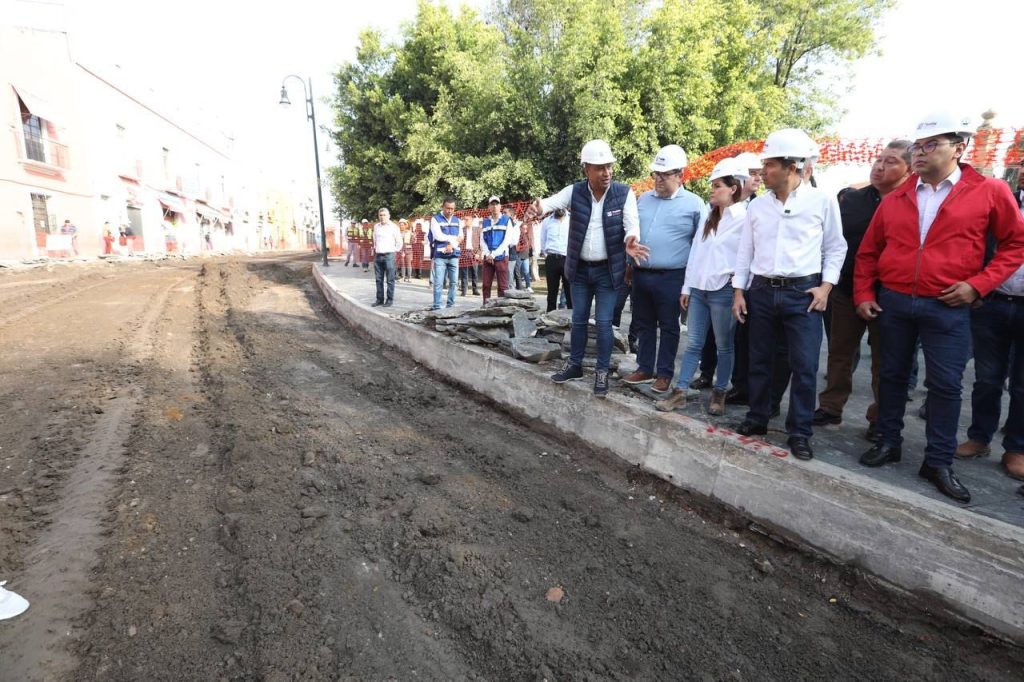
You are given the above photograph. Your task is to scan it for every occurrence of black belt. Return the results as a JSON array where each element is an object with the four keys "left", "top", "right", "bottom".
[
  {"left": 753, "top": 273, "right": 821, "bottom": 288},
  {"left": 545, "top": 253, "right": 566, "bottom": 258},
  {"left": 988, "top": 292, "right": 1024, "bottom": 303},
  {"left": 636, "top": 267, "right": 685, "bottom": 274},
  {"left": 581, "top": 259, "right": 608, "bottom": 266}
]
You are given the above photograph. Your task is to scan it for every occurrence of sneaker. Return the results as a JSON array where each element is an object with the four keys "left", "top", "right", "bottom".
[
  {"left": 655, "top": 388, "right": 687, "bottom": 412},
  {"left": 652, "top": 377, "right": 671, "bottom": 393},
  {"left": 594, "top": 370, "right": 609, "bottom": 398},
  {"left": 812, "top": 408, "right": 842, "bottom": 426},
  {"left": 621, "top": 371, "right": 654, "bottom": 385},
  {"left": 551, "top": 361, "right": 583, "bottom": 383}
]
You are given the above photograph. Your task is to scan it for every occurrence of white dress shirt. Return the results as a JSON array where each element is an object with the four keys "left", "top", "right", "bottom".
[
  {"left": 539, "top": 213, "right": 570, "bottom": 255},
  {"left": 683, "top": 202, "right": 746, "bottom": 295},
  {"left": 372, "top": 221, "right": 403, "bottom": 254},
  {"left": 540, "top": 183, "right": 639, "bottom": 261},
  {"left": 731, "top": 180, "right": 847, "bottom": 289},
  {"left": 916, "top": 165, "right": 962, "bottom": 244},
  {"left": 997, "top": 264, "right": 1024, "bottom": 296}
]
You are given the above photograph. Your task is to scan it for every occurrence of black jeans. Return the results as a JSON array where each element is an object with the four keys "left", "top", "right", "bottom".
[{"left": 544, "top": 254, "right": 571, "bottom": 312}]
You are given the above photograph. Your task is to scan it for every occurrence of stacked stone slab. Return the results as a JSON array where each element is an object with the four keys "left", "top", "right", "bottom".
[{"left": 400, "top": 293, "right": 631, "bottom": 369}]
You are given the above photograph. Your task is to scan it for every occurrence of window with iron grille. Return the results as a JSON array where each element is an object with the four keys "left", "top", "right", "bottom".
[{"left": 31, "top": 193, "right": 51, "bottom": 233}]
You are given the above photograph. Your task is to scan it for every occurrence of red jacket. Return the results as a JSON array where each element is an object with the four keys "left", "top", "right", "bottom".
[{"left": 854, "top": 164, "right": 1024, "bottom": 304}]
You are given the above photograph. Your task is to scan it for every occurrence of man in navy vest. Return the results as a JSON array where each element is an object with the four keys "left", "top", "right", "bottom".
[
  {"left": 524, "top": 139, "right": 649, "bottom": 398},
  {"left": 621, "top": 144, "right": 706, "bottom": 394},
  {"left": 429, "top": 196, "right": 462, "bottom": 310}
]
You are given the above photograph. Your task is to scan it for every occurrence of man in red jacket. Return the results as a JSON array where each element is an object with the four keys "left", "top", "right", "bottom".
[{"left": 853, "top": 111, "right": 1024, "bottom": 503}]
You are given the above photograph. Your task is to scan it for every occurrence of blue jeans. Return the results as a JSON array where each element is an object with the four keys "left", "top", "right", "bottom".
[
  {"left": 373, "top": 253, "right": 396, "bottom": 303},
  {"left": 631, "top": 268, "right": 685, "bottom": 379},
  {"left": 746, "top": 277, "right": 824, "bottom": 438},
  {"left": 432, "top": 257, "right": 458, "bottom": 309},
  {"left": 876, "top": 287, "right": 971, "bottom": 468},
  {"left": 570, "top": 262, "right": 617, "bottom": 371},
  {"left": 967, "top": 296, "right": 1024, "bottom": 452},
  {"left": 677, "top": 284, "right": 736, "bottom": 390}
]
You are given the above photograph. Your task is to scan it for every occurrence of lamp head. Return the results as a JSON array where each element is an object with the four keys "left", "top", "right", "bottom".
[{"left": 278, "top": 86, "right": 291, "bottom": 107}]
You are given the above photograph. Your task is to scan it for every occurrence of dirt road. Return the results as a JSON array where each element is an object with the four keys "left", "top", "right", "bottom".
[{"left": 1, "top": 254, "right": 1021, "bottom": 681}]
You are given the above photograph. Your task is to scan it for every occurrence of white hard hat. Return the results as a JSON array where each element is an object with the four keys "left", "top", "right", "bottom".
[
  {"left": 650, "top": 144, "right": 688, "bottom": 172},
  {"left": 759, "top": 128, "right": 816, "bottom": 167},
  {"left": 580, "top": 139, "right": 616, "bottom": 165},
  {"left": 733, "top": 152, "right": 761, "bottom": 171},
  {"left": 709, "top": 158, "right": 750, "bottom": 183},
  {"left": 913, "top": 110, "right": 974, "bottom": 141}
]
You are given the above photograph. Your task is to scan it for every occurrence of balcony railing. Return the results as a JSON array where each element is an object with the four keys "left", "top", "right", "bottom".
[{"left": 13, "top": 129, "right": 69, "bottom": 169}]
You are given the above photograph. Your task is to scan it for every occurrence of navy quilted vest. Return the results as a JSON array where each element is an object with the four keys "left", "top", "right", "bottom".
[{"left": 565, "top": 181, "right": 629, "bottom": 290}]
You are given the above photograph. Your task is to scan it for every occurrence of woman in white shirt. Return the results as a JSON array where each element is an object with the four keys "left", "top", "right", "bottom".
[{"left": 657, "top": 159, "right": 749, "bottom": 416}]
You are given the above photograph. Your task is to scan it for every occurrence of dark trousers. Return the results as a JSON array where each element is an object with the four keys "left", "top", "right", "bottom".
[
  {"left": 876, "top": 287, "right": 971, "bottom": 468},
  {"left": 373, "top": 253, "right": 396, "bottom": 303},
  {"left": 631, "top": 268, "right": 685, "bottom": 379},
  {"left": 746, "top": 278, "right": 824, "bottom": 438},
  {"left": 818, "top": 288, "right": 880, "bottom": 421},
  {"left": 570, "top": 262, "right": 617, "bottom": 371},
  {"left": 459, "top": 265, "right": 478, "bottom": 294},
  {"left": 481, "top": 259, "right": 509, "bottom": 303},
  {"left": 545, "top": 254, "right": 572, "bottom": 312},
  {"left": 732, "top": 316, "right": 792, "bottom": 405},
  {"left": 967, "top": 296, "right": 1024, "bottom": 452}
]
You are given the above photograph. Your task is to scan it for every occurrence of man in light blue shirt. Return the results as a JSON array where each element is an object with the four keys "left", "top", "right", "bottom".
[
  {"left": 539, "top": 208, "right": 571, "bottom": 312},
  {"left": 621, "top": 145, "right": 706, "bottom": 393}
]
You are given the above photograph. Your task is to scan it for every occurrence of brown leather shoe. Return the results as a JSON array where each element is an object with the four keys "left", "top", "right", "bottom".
[
  {"left": 622, "top": 371, "right": 654, "bottom": 385},
  {"left": 1002, "top": 452, "right": 1024, "bottom": 481},
  {"left": 652, "top": 376, "right": 671, "bottom": 393},
  {"left": 654, "top": 388, "right": 687, "bottom": 412},
  {"left": 954, "top": 439, "right": 991, "bottom": 459},
  {"left": 708, "top": 388, "right": 727, "bottom": 416}
]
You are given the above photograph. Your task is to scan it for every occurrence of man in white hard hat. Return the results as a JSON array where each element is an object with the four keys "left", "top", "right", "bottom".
[
  {"left": 523, "top": 139, "right": 649, "bottom": 398},
  {"left": 731, "top": 128, "right": 847, "bottom": 461},
  {"left": 621, "top": 144, "right": 706, "bottom": 394},
  {"left": 855, "top": 111, "right": 1024, "bottom": 503},
  {"left": 734, "top": 151, "right": 763, "bottom": 202}
]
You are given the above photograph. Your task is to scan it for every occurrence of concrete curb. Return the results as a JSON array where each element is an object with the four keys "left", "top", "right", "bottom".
[{"left": 314, "top": 264, "right": 1024, "bottom": 644}]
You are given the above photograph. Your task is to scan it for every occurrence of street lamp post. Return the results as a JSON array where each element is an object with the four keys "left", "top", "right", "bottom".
[{"left": 279, "top": 75, "right": 329, "bottom": 267}]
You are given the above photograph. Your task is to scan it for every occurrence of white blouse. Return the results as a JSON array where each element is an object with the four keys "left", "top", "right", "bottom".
[{"left": 682, "top": 202, "right": 747, "bottom": 295}]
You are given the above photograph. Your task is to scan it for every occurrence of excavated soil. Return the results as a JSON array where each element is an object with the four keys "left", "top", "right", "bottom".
[{"left": 0, "top": 254, "right": 1021, "bottom": 681}]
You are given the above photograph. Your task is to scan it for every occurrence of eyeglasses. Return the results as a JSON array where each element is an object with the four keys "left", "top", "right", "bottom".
[
  {"left": 910, "top": 140, "right": 961, "bottom": 155},
  {"left": 650, "top": 169, "right": 681, "bottom": 179}
]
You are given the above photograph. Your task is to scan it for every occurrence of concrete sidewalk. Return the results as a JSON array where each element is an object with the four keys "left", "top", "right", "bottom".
[{"left": 314, "top": 260, "right": 1024, "bottom": 643}]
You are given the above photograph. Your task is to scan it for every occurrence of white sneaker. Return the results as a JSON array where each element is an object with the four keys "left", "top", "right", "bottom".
[{"left": 0, "top": 581, "right": 29, "bottom": 620}]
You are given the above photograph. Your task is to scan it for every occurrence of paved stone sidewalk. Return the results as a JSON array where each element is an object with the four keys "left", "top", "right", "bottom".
[{"left": 322, "top": 260, "right": 1023, "bottom": 527}]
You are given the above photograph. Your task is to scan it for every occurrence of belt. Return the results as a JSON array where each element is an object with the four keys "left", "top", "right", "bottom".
[
  {"left": 545, "top": 252, "right": 566, "bottom": 258},
  {"left": 988, "top": 292, "right": 1024, "bottom": 303},
  {"left": 752, "top": 273, "right": 821, "bottom": 288},
  {"left": 635, "top": 267, "right": 684, "bottom": 274},
  {"left": 580, "top": 259, "right": 608, "bottom": 266}
]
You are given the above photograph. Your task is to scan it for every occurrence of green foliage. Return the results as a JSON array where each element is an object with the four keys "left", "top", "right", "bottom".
[{"left": 329, "top": 0, "right": 891, "bottom": 218}]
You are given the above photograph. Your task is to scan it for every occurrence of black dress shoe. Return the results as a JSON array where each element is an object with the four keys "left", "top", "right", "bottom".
[
  {"left": 689, "top": 375, "right": 713, "bottom": 390},
  {"left": 725, "top": 389, "right": 748, "bottom": 405},
  {"left": 812, "top": 408, "right": 842, "bottom": 426},
  {"left": 864, "top": 421, "right": 880, "bottom": 442},
  {"left": 371, "top": 301, "right": 383, "bottom": 307},
  {"left": 735, "top": 420, "right": 768, "bottom": 436},
  {"left": 859, "top": 444, "right": 902, "bottom": 467},
  {"left": 383, "top": 301, "right": 394, "bottom": 307},
  {"left": 918, "top": 463, "right": 971, "bottom": 503},
  {"left": 787, "top": 436, "right": 814, "bottom": 460}
]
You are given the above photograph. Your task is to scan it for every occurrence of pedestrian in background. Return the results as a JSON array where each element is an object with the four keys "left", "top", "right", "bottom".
[
  {"left": 398, "top": 218, "right": 413, "bottom": 282},
  {"left": 372, "top": 208, "right": 402, "bottom": 308},
  {"left": 539, "top": 208, "right": 571, "bottom": 312},
  {"left": 479, "top": 196, "right": 516, "bottom": 304},
  {"left": 429, "top": 197, "right": 462, "bottom": 310}
]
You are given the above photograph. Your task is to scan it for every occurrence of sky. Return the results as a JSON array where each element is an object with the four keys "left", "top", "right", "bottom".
[{"left": 46, "top": 0, "right": 1024, "bottom": 202}]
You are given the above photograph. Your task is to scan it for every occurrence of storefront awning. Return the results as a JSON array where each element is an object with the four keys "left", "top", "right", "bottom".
[
  {"left": 159, "top": 192, "right": 186, "bottom": 214},
  {"left": 196, "top": 203, "right": 227, "bottom": 222},
  {"left": 12, "top": 84, "right": 59, "bottom": 124}
]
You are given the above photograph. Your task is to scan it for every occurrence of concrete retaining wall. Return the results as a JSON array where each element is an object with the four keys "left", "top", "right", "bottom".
[{"left": 315, "top": 265, "right": 1024, "bottom": 644}]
